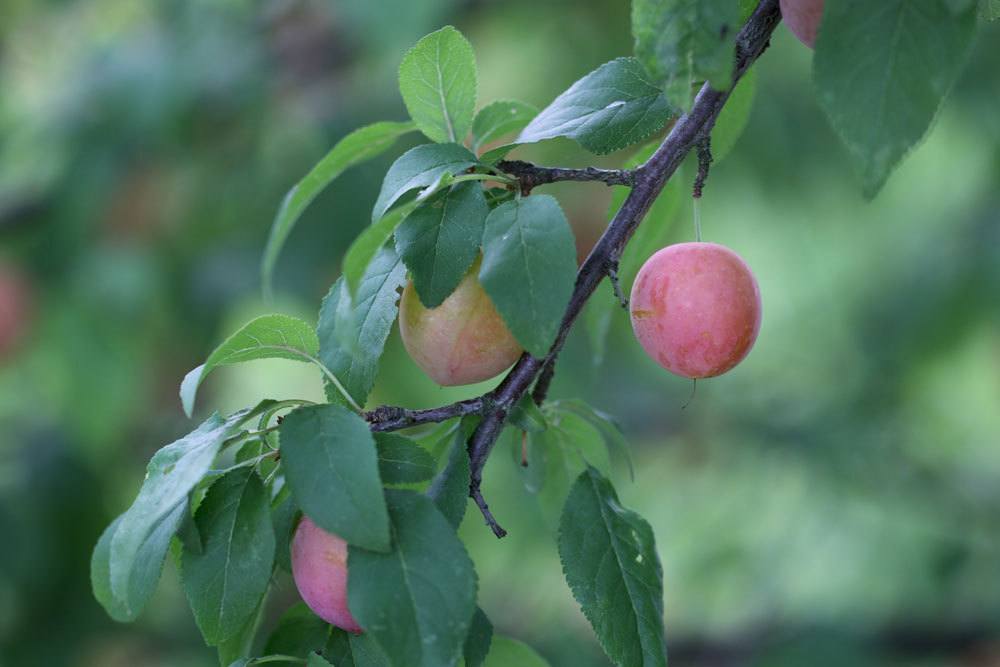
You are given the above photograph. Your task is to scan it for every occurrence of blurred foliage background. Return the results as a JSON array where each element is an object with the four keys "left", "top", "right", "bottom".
[{"left": 1, "top": 1, "right": 999, "bottom": 666}]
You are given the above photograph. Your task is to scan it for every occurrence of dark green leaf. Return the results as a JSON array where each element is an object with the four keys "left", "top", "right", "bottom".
[
  {"left": 375, "top": 433, "right": 436, "bottom": 485},
  {"left": 516, "top": 58, "right": 674, "bottom": 154},
  {"left": 982, "top": 0, "right": 1000, "bottom": 19},
  {"left": 181, "top": 315, "right": 320, "bottom": 417},
  {"left": 182, "top": 468, "right": 275, "bottom": 645},
  {"left": 279, "top": 404, "right": 390, "bottom": 552},
  {"left": 91, "top": 505, "right": 185, "bottom": 622},
  {"left": 395, "top": 181, "right": 489, "bottom": 307},
  {"left": 264, "top": 603, "right": 332, "bottom": 658},
  {"left": 217, "top": 593, "right": 268, "bottom": 666},
  {"left": 559, "top": 467, "right": 666, "bottom": 667},
  {"left": 347, "top": 490, "right": 477, "bottom": 667},
  {"left": 308, "top": 654, "right": 335, "bottom": 667},
  {"left": 109, "top": 411, "right": 250, "bottom": 616},
  {"left": 343, "top": 200, "right": 419, "bottom": 296},
  {"left": 271, "top": 484, "right": 299, "bottom": 572},
  {"left": 318, "top": 247, "right": 407, "bottom": 407},
  {"left": 398, "top": 26, "right": 477, "bottom": 144},
  {"left": 554, "top": 399, "right": 634, "bottom": 482},
  {"left": 463, "top": 607, "right": 493, "bottom": 667},
  {"left": 479, "top": 195, "right": 577, "bottom": 357},
  {"left": 348, "top": 633, "right": 392, "bottom": 667},
  {"left": 814, "top": 0, "right": 977, "bottom": 196},
  {"left": 261, "top": 121, "right": 416, "bottom": 298},
  {"left": 427, "top": 418, "right": 475, "bottom": 529},
  {"left": 508, "top": 395, "right": 547, "bottom": 434},
  {"left": 372, "top": 143, "right": 479, "bottom": 222},
  {"left": 471, "top": 100, "right": 537, "bottom": 152},
  {"left": 482, "top": 637, "right": 550, "bottom": 667},
  {"left": 632, "top": 0, "right": 741, "bottom": 109}
]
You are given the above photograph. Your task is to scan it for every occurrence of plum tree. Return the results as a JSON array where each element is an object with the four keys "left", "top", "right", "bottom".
[
  {"left": 399, "top": 258, "right": 522, "bottom": 386},
  {"left": 630, "top": 242, "right": 761, "bottom": 379},
  {"left": 290, "top": 516, "right": 362, "bottom": 634},
  {"left": 779, "top": 0, "right": 824, "bottom": 47}
]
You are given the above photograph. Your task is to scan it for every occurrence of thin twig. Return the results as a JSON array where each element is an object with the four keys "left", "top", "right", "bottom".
[
  {"left": 365, "top": 398, "right": 484, "bottom": 432},
  {"left": 496, "top": 160, "right": 636, "bottom": 195}
]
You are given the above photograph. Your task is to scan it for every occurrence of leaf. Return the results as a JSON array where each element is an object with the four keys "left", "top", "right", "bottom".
[
  {"left": 471, "top": 100, "right": 538, "bottom": 152},
  {"left": 516, "top": 58, "right": 675, "bottom": 154},
  {"left": 271, "top": 484, "right": 299, "bottom": 572},
  {"left": 181, "top": 315, "right": 320, "bottom": 417},
  {"left": 375, "top": 433, "right": 436, "bottom": 485},
  {"left": 264, "top": 603, "right": 333, "bottom": 658},
  {"left": 371, "top": 143, "right": 479, "bottom": 222},
  {"left": 398, "top": 26, "right": 477, "bottom": 144},
  {"left": 710, "top": 67, "right": 756, "bottom": 161},
  {"left": 347, "top": 490, "right": 477, "bottom": 667},
  {"left": 217, "top": 593, "right": 268, "bottom": 666},
  {"left": 813, "top": 0, "right": 977, "bottom": 196},
  {"left": 318, "top": 247, "right": 407, "bottom": 407},
  {"left": 482, "top": 637, "right": 550, "bottom": 667},
  {"left": 427, "top": 417, "right": 475, "bottom": 529},
  {"left": 261, "top": 121, "right": 417, "bottom": 298},
  {"left": 479, "top": 195, "right": 577, "bottom": 357},
  {"left": 308, "top": 654, "right": 335, "bottom": 667},
  {"left": 982, "top": 0, "right": 1000, "bottom": 19},
  {"left": 109, "top": 411, "right": 250, "bottom": 616},
  {"left": 553, "top": 399, "right": 635, "bottom": 482},
  {"left": 342, "top": 200, "right": 419, "bottom": 296},
  {"left": 463, "top": 607, "right": 493, "bottom": 667},
  {"left": 394, "top": 181, "right": 489, "bottom": 308},
  {"left": 632, "top": 0, "right": 742, "bottom": 109},
  {"left": 279, "top": 404, "right": 390, "bottom": 552},
  {"left": 182, "top": 468, "right": 275, "bottom": 645},
  {"left": 558, "top": 467, "right": 666, "bottom": 667},
  {"left": 508, "top": 395, "right": 547, "bottom": 434},
  {"left": 349, "top": 633, "right": 392, "bottom": 667},
  {"left": 91, "top": 505, "right": 185, "bottom": 622}
]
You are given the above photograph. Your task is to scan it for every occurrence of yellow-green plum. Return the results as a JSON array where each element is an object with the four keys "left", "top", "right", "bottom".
[
  {"left": 290, "top": 516, "right": 362, "bottom": 633},
  {"left": 399, "top": 258, "right": 522, "bottom": 386},
  {"left": 629, "top": 242, "right": 761, "bottom": 379},
  {"left": 780, "top": 0, "right": 824, "bottom": 48}
]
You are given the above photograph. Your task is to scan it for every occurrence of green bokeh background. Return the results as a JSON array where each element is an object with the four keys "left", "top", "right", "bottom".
[{"left": 1, "top": 1, "right": 998, "bottom": 666}]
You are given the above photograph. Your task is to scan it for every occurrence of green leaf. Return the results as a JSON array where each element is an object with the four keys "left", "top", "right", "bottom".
[
  {"left": 182, "top": 468, "right": 275, "bottom": 645},
  {"left": 395, "top": 181, "right": 489, "bottom": 307},
  {"left": 348, "top": 633, "right": 392, "bottom": 667},
  {"left": 482, "top": 637, "right": 550, "bottom": 667},
  {"left": 398, "top": 26, "right": 477, "bottom": 144},
  {"left": 632, "top": 0, "right": 741, "bottom": 109},
  {"left": 517, "top": 58, "right": 674, "bottom": 154},
  {"left": 558, "top": 467, "right": 666, "bottom": 667},
  {"left": 264, "top": 603, "right": 332, "bottom": 658},
  {"left": 471, "top": 100, "right": 538, "bottom": 152},
  {"left": 553, "top": 399, "right": 634, "bottom": 482},
  {"left": 508, "top": 395, "right": 547, "bottom": 434},
  {"left": 217, "top": 593, "right": 268, "bottom": 666},
  {"left": 375, "top": 433, "right": 436, "bottom": 485},
  {"left": 372, "top": 143, "right": 479, "bottom": 222},
  {"left": 427, "top": 419, "right": 474, "bottom": 530},
  {"left": 982, "top": 0, "right": 1000, "bottom": 19},
  {"left": 109, "top": 411, "right": 250, "bottom": 616},
  {"left": 479, "top": 195, "right": 577, "bottom": 357},
  {"left": 814, "top": 0, "right": 977, "bottom": 196},
  {"left": 271, "top": 484, "right": 299, "bottom": 572},
  {"left": 279, "top": 404, "right": 390, "bottom": 552},
  {"left": 91, "top": 506, "right": 184, "bottom": 622},
  {"left": 181, "top": 315, "right": 320, "bottom": 417},
  {"left": 710, "top": 67, "right": 756, "bottom": 161},
  {"left": 463, "top": 607, "right": 493, "bottom": 667},
  {"left": 347, "top": 490, "right": 477, "bottom": 667},
  {"left": 318, "top": 247, "right": 407, "bottom": 407},
  {"left": 342, "top": 201, "right": 418, "bottom": 296},
  {"left": 261, "top": 121, "right": 416, "bottom": 298},
  {"left": 308, "top": 654, "right": 335, "bottom": 667}
]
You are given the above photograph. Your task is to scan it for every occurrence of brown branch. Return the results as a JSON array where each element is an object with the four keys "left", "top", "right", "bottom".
[{"left": 366, "top": 0, "right": 783, "bottom": 536}]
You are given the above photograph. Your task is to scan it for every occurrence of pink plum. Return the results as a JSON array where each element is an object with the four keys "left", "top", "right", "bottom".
[
  {"left": 399, "top": 258, "right": 522, "bottom": 386},
  {"left": 290, "top": 516, "right": 362, "bottom": 633},
  {"left": 629, "top": 242, "right": 761, "bottom": 379},
  {"left": 780, "top": 0, "right": 824, "bottom": 48}
]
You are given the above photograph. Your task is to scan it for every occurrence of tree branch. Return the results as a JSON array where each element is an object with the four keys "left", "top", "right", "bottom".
[
  {"left": 496, "top": 159, "right": 636, "bottom": 194},
  {"left": 365, "top": 0, "right": 783, "bottom": 536}
]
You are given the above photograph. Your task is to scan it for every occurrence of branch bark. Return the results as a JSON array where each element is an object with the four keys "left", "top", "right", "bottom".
[{"left": 366, "top": 0, "right": 783, "bottom": 537}]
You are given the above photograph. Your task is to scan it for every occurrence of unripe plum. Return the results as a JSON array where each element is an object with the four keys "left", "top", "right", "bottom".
[
  {"left": 629, "top": 242, "right": 761, "bottom": 379},
  {"left": 399, "top": 258, "right": 522, "bottom": 386},
  {"left": 290, "top": 516, "right": 362, "bottom": 633},
  {"left": 780, "top": 0, "right": 824, "bottom": 48}
]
